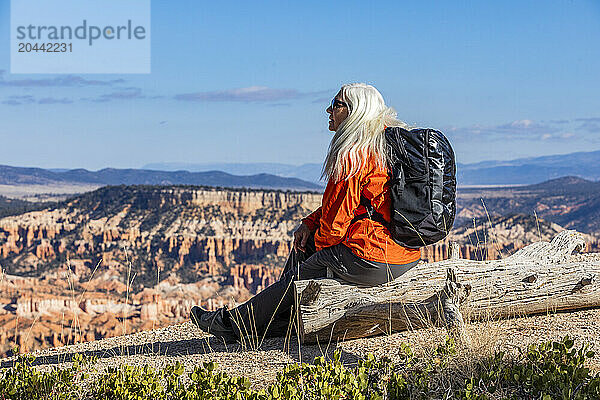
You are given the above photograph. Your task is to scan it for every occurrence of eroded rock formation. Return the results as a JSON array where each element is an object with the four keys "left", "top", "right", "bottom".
[{"left": 0, "top": 185, "right": 598, "bottom": 356}]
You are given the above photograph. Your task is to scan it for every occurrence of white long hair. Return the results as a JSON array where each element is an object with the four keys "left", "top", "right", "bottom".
[{"left": 322, "top": 83, "right": 410, "bottom": 182}]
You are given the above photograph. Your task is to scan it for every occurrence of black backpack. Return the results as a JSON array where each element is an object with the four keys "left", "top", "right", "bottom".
[{"left": 353, "top": 126, "right": 457, "bottom": 249}]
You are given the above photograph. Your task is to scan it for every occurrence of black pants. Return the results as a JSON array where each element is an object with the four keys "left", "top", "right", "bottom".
[{"left": 228, "top": 236, "right": 419, "bottom": 339}]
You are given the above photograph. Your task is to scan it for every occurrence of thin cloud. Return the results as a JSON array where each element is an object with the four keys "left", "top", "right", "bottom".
[
  {"left": 578, "top": 120, "right": 600, "bottom": 133},
  {"left": 495, "top": 119, "right": 561, "bottom": 135},
  {"left": 1, "top": 99, "right": 21, "bottom": 106},
  {"left": 1, "top": 94, "right": 74, "bottom": 105},
  {"left": 498, "top": 119, "right": 535, "bottom": 129},
  {"left": 9, "top": 95, "right": 35, "bottom": 103},
  {"left": 1, "top": 95, "right": 35, "bottom": 105},
  {"left": 575, "top": 117, "right": 600, "bottom": 122},
  {"left": 38, "top": 97, "right": 74, "bottom": 104},
  {"left": 87, "top": 87, "right": 145, "bottom": 102},
  {"left": 101, "top": 87, "right": 144, "bottom": 100},
  {"left": 174, "top": 86, "right": 303, "bottom": 102},
  {"left": 448, "top": 119, "right": 570, "bottom": 141},
  {"left": 0, "top": 70, "right": 124, "bottom": 87},
  {"left": 541, "top": 132, "right": 576, "bottom": 140}
]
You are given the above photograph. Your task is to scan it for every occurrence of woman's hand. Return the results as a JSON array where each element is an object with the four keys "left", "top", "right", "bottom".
[{"left": 293, "top": 223, "right": 312, "bottom": 253}]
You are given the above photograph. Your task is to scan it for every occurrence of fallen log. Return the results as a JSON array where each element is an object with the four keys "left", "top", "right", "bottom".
[{"left": 294, "top": 230, "right": 600, "bottom": 344}]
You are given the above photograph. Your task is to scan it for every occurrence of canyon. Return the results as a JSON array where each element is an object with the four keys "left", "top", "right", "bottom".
[{"left": 0, "top": 182, "right": 598, "bottom": 356}]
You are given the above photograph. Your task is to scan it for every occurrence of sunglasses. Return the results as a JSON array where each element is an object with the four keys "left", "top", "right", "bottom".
[{"left": 330, "top": 98, "right": 348, "bottom": 109}]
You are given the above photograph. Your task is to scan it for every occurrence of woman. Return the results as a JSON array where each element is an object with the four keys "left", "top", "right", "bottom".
[{"left": 191, "top": 83, "right": 421, "bottom": 342}]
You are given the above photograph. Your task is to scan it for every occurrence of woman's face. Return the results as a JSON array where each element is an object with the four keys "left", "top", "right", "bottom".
[{"left": 326, "top": 90, "right": 349, "bottom": 131}]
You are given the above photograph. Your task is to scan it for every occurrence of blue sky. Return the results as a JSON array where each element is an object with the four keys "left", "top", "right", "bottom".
[{"left": 0, "top": 0, "right": 599, "bottom": 170}]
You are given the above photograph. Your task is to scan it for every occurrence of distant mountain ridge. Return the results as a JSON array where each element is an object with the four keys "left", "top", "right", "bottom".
[
  {"left": 457, "top": 150, "right": 600, "bottom": 185},
  {"left": 142, "top": 162, "right": 324, "bottom": 185},
  {"left": 0, "top": 165, "right": 322, "bottom": 191},
  {"left": 146, "top": 149, "right": 600, "bottom": 186},
  {"left": 456, "top": 176, "right": 600, "bottom": 234},
  {"left": 3, "top": 149, "right": 598, "bottom": 192}
]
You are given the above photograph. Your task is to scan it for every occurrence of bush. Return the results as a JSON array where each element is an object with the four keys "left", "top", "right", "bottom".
[
  {"left": 0, "top": 353, "right": 95, "bottom": 400},
  {"left": 91, "top": 363, "right": 167, "bottom": 400},
  {"left": 459, "top": 336, "right": 600, "bottom": 400}
]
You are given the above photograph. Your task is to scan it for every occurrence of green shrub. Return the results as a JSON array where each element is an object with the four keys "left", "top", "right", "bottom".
[
  {"left": 184, "top": 361, "right": 256, "bottom": 400},
  {"left": 458, "top": 336, "right": 600, "bottom": 400},
  {"left": 270, "top": 351, "right": 393, "bottom": 399},
  {"left": 91, "top": 363, "right": 167, "bottom": 400},
  {"left": 0, "top": 352, "right": 95, "bottom": 400}
]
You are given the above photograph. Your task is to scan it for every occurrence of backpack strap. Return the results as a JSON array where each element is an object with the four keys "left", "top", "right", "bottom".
[{"left": 350, "top": 195, "right": 389, "bottom": 228}]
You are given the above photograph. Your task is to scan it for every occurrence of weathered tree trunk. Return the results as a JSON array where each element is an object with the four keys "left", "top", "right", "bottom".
[{"left": 294, "top": 230, "right": 600, "bottom": 344}]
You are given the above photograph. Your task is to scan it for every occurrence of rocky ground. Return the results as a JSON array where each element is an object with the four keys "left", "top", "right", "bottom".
[{"left": 1, "top": 306, "right": 599, "bottom": 390}]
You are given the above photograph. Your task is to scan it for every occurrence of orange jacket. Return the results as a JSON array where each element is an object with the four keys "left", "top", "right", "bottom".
[{"left": 302, "top": 156, "right": 421, "bottom": 265}]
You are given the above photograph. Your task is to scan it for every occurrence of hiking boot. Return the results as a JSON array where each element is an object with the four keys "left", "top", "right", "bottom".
[{"left": 190, "top": 305, "right": 237, "bottom": 343}]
